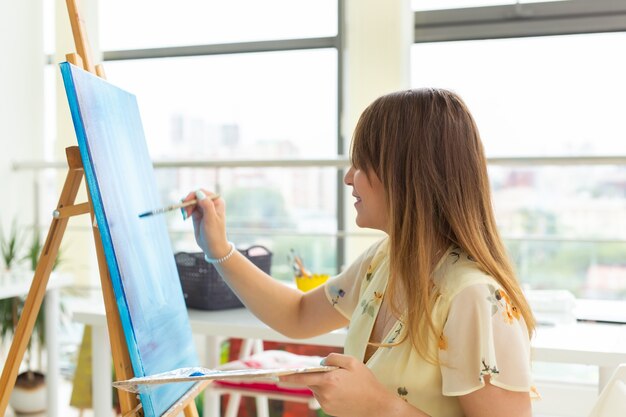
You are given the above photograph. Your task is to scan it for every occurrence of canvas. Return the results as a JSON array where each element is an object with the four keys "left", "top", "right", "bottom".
[{"left": 60, "top": 62, "right": 198, "bottom": 417}]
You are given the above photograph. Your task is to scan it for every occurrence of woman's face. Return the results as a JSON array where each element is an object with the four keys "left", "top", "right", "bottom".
[{"left": 344, "top": 165, "right": 389, "bottom": 232}]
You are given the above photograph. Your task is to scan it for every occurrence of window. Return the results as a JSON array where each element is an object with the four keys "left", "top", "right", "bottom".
[
  {"left": 412, "top": 33, "right": 626, "bottom": 158},
  {"left": 411, "top": 13, "right": 626, "bottom": 299},
  {"left": 98, "top": 3, "right": 341, "bottom": 280}
]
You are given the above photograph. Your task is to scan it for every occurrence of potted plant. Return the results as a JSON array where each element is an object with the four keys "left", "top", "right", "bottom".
[
  {"left": 0, "top": 225, "right": 54, "bottom": 414},
  {"left": 0, "top": 220, "right": 24, "bottom": 279}
]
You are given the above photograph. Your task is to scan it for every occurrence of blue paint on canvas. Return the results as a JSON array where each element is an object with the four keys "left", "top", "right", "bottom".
[{"left": 60, "top": 62, "right": 198, "bottom": 417}]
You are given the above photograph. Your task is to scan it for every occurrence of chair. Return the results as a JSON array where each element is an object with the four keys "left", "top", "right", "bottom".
[
  {"left": 211, "top": 339, "right": 320, "bottom": 417},
  {"left": 588, "top": 364, "right": 626, "bottom": 417}
]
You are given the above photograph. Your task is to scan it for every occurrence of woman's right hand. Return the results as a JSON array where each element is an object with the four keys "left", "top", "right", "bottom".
[
  {"left": 182, "top": 189, "right": 231, "bottom": 260},
  {"left": 184, "top": 190, "right": 350, "bottom": 341}
]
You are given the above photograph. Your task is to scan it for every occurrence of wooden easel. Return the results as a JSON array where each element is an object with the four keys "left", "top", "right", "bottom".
[{"left": 0, "top": 1, "right": 208, "bottom": 416}]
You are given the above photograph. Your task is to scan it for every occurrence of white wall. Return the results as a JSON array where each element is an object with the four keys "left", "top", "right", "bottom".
[
  {"left": 343, "top": 0, "right": 413, "bottom": 262},
  {"left": 0, "top": 1, "right": 44, "bottom": 233},
  {"left": 0, "top": 0, "right": 97, "bottom": 283},
  {"left": 0, "top": 0, "right": 100, "bottom": 283}
]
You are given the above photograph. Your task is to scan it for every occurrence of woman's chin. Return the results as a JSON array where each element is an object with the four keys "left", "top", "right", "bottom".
[
  {"left": 355, "top": 217, "right": 375, "bottom": 230},
  {"left": 354, "top": 216, "right": 366, "bottom": 228}
]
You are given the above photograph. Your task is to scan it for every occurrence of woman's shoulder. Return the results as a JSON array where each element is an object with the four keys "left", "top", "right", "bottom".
[{"left": 433, "top": 246, "right": 499, "bottom": 298}]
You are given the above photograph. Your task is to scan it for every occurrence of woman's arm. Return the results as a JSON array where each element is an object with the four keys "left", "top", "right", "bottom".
[
  {"left": 185, "top": 189, "right": 348, "bottom": 338},
  {"left": 439, "top": 281, "right": 535, "bottom": 416},
  {"left": 458, "top": 376, "right": 532, "bottom": 417},
  {"left": 214, "top": 251, "right": 348, "bottom": 338}
]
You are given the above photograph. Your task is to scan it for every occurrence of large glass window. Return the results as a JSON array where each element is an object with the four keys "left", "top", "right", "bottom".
[
  {"left": 491, "top": 164, "right": 626, "bottom": 299},
  {"left": 105, "top": 50, "right": 338, "bottom": 159},
  {"left": 104, "top": 49, "right": 339, "bottom": 280},
  {"left": 411, "top": 33, "right": 626, "bottom": 299},
  {"left": 412, "top": 33, "right": 626, "bottom": 157}
]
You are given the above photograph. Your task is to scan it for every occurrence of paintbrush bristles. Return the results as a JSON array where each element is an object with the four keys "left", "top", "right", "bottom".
[{"left": 138, "top": 194, "right": 220, "bottom": 218}]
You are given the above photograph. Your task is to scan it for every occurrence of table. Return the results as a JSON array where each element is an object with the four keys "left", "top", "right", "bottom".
[
  {"left": 74, "top": 306, "right": 626, "bottom": 417},
  {"left": 73, "top": 306, "right": 348, "bottom": 417},
  {"left": 531, "top": 320, "right": 626, "bottom": 387},
  {"left": 0, "top": 272, "right": 71, "bottom": 417}
]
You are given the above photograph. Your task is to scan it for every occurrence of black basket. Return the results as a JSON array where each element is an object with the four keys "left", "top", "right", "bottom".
[{"left": 175, "top": 246, "right": 272, "bottom": 311}]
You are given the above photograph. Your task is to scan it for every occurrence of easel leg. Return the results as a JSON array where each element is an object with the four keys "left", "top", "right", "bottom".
[{"left": 87, "top": 193, "right": 139, "bottom": 415}]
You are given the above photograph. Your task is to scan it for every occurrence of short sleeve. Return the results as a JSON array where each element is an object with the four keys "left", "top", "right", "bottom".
[
  {"left": 439, "top": 283, "right": 534, "bottom": 396},
  {"left": 323, "top": 238, "right": 386, "bottom": 319}
]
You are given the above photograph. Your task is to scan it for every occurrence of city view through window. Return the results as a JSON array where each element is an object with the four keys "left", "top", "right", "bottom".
[{"left": 103, "top": 50, "right": 340, "bottom": 279}]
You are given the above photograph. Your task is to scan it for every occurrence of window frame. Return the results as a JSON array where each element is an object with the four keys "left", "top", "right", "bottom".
[{"left": 414, "top": 0, "right": 626, "bottom": 42}]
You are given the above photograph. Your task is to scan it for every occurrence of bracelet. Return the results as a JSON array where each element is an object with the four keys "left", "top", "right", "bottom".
[{"left": 204, "top": 242, "right": 236, "bottom": 264}]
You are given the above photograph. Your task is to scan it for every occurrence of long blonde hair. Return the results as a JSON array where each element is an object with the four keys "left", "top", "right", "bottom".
[{"left": 351, "top": 88, "right": 535, "bottom": 360}]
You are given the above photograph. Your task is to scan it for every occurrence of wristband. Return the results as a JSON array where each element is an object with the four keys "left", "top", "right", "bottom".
[{"left": 204, "top": 242, "right": 236, "bottom": 264}]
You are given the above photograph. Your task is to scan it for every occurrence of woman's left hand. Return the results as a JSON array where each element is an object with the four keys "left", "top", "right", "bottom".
[{"left": 279, "top": 353, "right": 398, "bottom": 417}]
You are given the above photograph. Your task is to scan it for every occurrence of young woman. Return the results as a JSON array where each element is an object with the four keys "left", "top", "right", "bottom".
[{"left": 184, "top": 88, "right": 536, "bottom": 417}]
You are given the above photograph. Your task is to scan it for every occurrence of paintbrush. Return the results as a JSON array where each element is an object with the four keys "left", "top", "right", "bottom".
[{"left": 138, "top": 194, "right": 220, "bottom": 218}]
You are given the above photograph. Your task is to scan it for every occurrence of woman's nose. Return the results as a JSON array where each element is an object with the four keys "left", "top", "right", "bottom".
[{"left": 344, "top": 166, "right": 354, "bottom": 185}]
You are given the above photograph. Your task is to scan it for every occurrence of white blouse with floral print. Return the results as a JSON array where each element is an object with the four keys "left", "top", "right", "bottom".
[{"left": 324, "top": 238, "right": 537, "bottom": 417}]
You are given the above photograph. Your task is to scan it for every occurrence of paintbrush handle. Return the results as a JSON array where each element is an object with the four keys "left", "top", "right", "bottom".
[
  {"left": 168, "top": 199, "right": 198, "bottom": 211},
  {"left": 139, "top": 194, "right": 220, "bottom": 217},
  {"left": 149, "top": 199, "right": 197, "bottom": 215}
]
